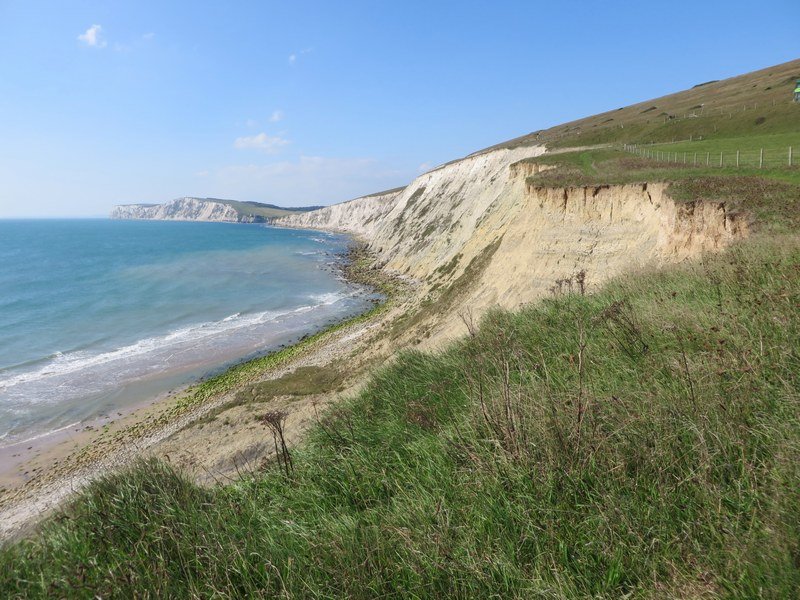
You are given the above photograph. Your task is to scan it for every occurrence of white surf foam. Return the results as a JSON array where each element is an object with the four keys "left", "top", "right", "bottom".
[{"left": 0, "top": 292, "right": 348, "bottom": 393}]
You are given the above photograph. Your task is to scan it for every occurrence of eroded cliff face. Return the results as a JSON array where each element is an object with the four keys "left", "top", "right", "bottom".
[
  {"left": 458, "top": 182, "right": 746, "bottom": 321},
  {"left": 111, "top": 198, "right": 258, "bottom": 223},
  {"left": 275, "top": 146, "right": 748, "bottom": 342},
  {"left": 276, "top": 189, "right": 403, "bottom": 238}
]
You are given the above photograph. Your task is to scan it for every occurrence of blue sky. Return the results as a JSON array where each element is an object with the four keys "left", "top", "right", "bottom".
[{"left": 0, "top": 1, "right": 797, "bottom": 217}]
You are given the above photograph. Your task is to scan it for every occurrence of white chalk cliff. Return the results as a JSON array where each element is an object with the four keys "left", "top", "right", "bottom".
[{"left": 112, "top": 198, "right": 257, "bottom": 223}]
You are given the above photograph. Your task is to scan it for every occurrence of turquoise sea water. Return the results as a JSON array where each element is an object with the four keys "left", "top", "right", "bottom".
[{"left": 0, "top": 219, "right": 375, "bottom": 446}]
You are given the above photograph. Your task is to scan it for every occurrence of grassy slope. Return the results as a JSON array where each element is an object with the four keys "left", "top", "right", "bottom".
[
  {"left": 483, "top": 59, "right": 800, "bottom": 153},
  {"left": 3, "top": 62, "right": 800, "bottom": 598},
  {"left": 212, "top": 199, "right": 322, "bottom": 219},
  {"left": 1, "top": 235, "right": 797, "bottom": 598}
]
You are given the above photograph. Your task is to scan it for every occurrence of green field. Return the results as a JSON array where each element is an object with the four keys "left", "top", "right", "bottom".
[
  {"left": 629, "top": 132, "right": 800, "bottom": 169},
  {"left": 211, "top": 199, "right": 322, "bottom": 220},
  {"left": 485, "top": 59, "right": 800, "bottom": 154},
  {"left": 524, "top": 147, "right": 800, "bottom": 195}
]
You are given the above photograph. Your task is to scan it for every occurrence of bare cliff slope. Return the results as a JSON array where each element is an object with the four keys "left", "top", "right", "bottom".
[
  {"left": 277, "top": 188, "right": 404, "bottom": 238},
  {"left": 113, "top": 197, "right": 246, "bottom": 222},
  {"left": 278, "top": 145, "right": 746, "bottom": 342}
]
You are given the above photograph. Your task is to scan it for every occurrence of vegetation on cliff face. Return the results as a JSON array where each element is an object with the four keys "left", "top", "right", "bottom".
[{"left": 1, "top": 232, "right": 798, "bottom": 598}]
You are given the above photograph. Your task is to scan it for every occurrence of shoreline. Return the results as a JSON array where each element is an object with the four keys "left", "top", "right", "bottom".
[{"left": 0, "top": 237, "right": 408, "bottom": 540}]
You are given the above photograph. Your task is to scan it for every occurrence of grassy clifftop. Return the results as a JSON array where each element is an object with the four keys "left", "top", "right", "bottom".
[{"left": 212, "top": 198, "right": 324, "bottom": 220}]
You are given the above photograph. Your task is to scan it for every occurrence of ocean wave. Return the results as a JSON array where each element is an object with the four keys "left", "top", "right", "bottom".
[
  {"left": 0, "top": 293, "right": 348, "bottom": 393},
  {"left": 309, "top": 291, "right": 346, "bottom": 305},
  {"left": 0, "top": 420, "right": 82, "bottom": 449}
]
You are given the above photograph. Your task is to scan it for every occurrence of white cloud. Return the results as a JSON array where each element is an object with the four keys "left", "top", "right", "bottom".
[
  {"left": 418, "top": 162, "right": 433, "bottom": 172},
  {"left": 233, "top": 133, "right": 289, "bottom": 152},
  {"left": 78, "top": 24, "right": 107, "bottom": 48},
  {"left": 288, "top": 47, "right": 313, "bottom": 66},
  {"left": 142, "top": 32, "right": 155, "bottom": 40},
  {"left": 269, "top": 110, "right": 284, "bottom": 123}
]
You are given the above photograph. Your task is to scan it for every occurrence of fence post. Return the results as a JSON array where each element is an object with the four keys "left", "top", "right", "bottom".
[
  {"left": 790, "top": 146, "right": 793, "bottom": 167},
  {"left": 760, "top": 149, "right": 763, "bottom": 169},
  {"left": 720, "top": 152, "right": 723, "bottom": 168},
  {"left": 736, "top": 150, "right": 740, "bottom": 168},
  {"left": 684, "top": 152, "right": 687, "bottom": 164},
  {"left": 706, "top": 152, "right": 710, "bottom": 166}
]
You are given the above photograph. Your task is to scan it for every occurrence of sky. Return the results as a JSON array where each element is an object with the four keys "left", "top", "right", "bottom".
[{"left": 0, "top": 1, "right": 798, "bottom": 217}]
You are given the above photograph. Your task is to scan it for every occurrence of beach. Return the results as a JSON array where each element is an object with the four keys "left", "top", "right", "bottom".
[{"left": 0, "top": 241, "right": 409, "bottom": 540}]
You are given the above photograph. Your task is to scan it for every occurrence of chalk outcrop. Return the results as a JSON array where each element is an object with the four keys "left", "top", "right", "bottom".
[
  {"left": 277, "top": 188, "right": 404, "bottom": 238},
  {"left": 112, "top": 198, "right": 253, "bottom": 222},
  {"left": 112, "top": 197, "right": 263, "bottom": 223}
]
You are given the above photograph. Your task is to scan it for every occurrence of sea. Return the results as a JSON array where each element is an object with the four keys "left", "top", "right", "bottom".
[{"left": 0, "top": 219, "right": 376, "bottom": 449}]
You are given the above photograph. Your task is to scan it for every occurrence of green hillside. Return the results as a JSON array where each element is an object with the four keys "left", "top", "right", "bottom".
[
  {"left": 209, "top": 198, "right": 323, "bottom": 219},
  {"left": 490, "top": 59, "right": 800, "bottom": 152}
]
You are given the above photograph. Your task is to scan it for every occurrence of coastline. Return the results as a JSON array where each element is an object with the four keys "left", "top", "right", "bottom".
[{"left": 0, "top": 237, "right": 409, "bottom": 540}]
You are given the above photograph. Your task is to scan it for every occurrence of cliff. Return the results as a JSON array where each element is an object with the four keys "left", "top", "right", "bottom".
[
  {"left": 276, "top": 145, "right": 747, "bottom": 342},
  {"left": 111, "top": 197, "right": 317, "bottom": 223},
  {"left": 275, "top": 188, "right": 404, "bottom": 238}
]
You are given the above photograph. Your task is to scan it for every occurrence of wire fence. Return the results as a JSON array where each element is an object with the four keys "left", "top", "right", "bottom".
[{"left": 623, "top": 143, "right": 795, "bottom": 169}]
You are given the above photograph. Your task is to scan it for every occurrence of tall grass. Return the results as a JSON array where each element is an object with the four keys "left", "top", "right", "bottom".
[{"left": 1, "top": 236, "right": 798, "bottom": 598}]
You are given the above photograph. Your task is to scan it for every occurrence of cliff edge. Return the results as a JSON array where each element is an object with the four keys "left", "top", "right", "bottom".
[{"left": 277, "top": 145, "right": 747, "bottom": 344}]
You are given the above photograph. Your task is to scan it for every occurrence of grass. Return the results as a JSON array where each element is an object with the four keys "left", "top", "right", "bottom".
[
  {"left": 478, "top": 59, "right": 800, "bottom": 154},
  {"left": 192, "top": 363, "right": 347, "bottom": 427},
  {"left": 213, "top": 199, "right": 322, "bottom": 220},
  {"left": 519, "top": 149, "right": 800, "bottom": 235},
  {"left": 634, "top": 132, "right": 800, "bottom": 169},
  {"left": 1, "top": 233, "right": 798, "bottom": 598}
]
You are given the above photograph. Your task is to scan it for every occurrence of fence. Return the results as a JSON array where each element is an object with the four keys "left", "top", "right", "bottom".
[{"left": 622, "top": 143, "right": 795, "bottom": 169}]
